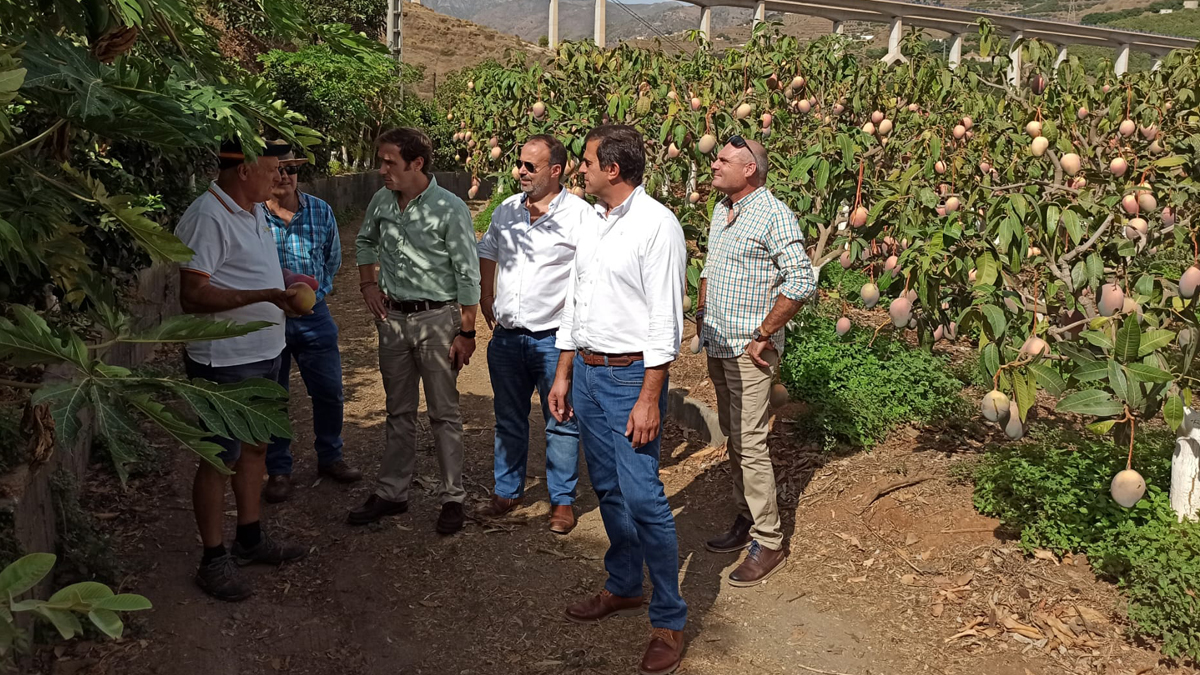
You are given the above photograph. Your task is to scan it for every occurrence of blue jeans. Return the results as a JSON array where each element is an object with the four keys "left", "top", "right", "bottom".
[
  {"left": 184, "top": 355, "right": 283, "bottom": 464},
  {"left": 572, "top": 353, "right": 687, "bottom": 630},
  {"left": 487, "top": 327, "right": 581, "bottom": 505},
  {"left": 267, "top": 300, "right": 345, "bottom": 475}
]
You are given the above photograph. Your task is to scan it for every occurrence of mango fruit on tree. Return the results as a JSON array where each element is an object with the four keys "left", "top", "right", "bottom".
[{"left": 449, "top": 23, "right": 1200, "bottom": 520}]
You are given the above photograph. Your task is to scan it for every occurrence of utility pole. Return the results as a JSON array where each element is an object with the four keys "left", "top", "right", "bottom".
[{"left": 387, "top": 0, "right": 404, "bottom": 100}]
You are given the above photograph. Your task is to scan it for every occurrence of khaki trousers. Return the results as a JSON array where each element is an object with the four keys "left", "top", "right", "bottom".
[
  {"left": 376, "top": 304, "right": 465, "bottom": 504},
  {"left": 707, "top": 351, "right": 783, "bottom": 551}
]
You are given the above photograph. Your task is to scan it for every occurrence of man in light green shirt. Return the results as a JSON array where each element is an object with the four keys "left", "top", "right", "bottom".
[{"left": 350, "top": 127, "right": 481, "bottom": 535}]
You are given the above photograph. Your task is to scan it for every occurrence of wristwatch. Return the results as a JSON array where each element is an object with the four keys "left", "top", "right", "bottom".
[
  {"left": 458, "top": 330, "right": 477, "bottom": 339},
  {"left": 751, "top": 327, "right": 772, "bottom": 342}
]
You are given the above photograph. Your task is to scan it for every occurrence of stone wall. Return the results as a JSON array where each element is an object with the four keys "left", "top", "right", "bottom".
[{"left": 299, "top": 171, "right": 495, "bottom": 213}]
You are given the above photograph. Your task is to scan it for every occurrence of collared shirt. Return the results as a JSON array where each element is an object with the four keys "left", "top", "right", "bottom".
[
  {"left": 555, "top": 186, "right": 687, "bottom": 368},
  {"left": 355, "top": 176, "right": 481, "bottom": 305},
  {"left": 477, "top": 189, "right": 589, "bottom": 332},
  {"left": 176, "top": 182, "right": 286, "bottom": 367},
  {"left": 264, "top": 191, "right": 341, "bottom": 302},
  {"left": 700, "top": 186, "right": 817, "bottom": 358}
]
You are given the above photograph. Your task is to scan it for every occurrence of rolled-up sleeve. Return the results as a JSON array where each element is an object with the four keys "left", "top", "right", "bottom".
[
  {"left": 446, "top": 200, "right": 482, "bottom": 305},
  {"left": 355, "top": 192, "right": 382, "bottom": 266},
  {"left": 769, "top": 210, "right": 817, "bottom": 302},
  {"left": 641, "top": 215, "right": 688, "bottom": 367}
]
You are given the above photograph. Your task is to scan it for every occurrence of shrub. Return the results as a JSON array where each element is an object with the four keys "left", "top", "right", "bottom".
[
  {"left": 974, "top": 428, "right": 1200, "bottom": 661},
  {"left": 473, "top": 187, "right": 513, "bottom": 233},
  {"left": 779, "top": 311, "right": 967, "bottom": 448}
]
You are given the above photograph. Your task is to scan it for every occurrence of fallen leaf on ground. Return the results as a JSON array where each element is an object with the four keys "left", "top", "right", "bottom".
[
  {"left": 905, "top": 532, "right": 919, "bottom": 546},
  {"left": 900, "top": 574, "right": 918, "bottom": 585},
  {"left": 1075, "top": 605, "right": 1109, "bottom": 633},
  {"left": 848, "top": 575, "right": 868, "bottom": 583},
  {"left": 954, "top": 571, "right": 975, "bottom": 587},
  {"left": 1032, "top": 549, "right": 1060, "bottom": 565},
  {"left": 931, "top": 602, "right": 944, "bottom": 617}
]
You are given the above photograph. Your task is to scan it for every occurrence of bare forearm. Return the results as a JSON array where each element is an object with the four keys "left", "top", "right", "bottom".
[
  {"left": 460, "top": 304, "right": 478, "bottom": 330},
  {"left": 479, "top": 258, "right": 497, "bottom": 300},
  {"left": 638, "top": 364, "right": 669, "bottom": 404},
  {"left": 180, "top": 275, "right": 277, "bottom": 314},
  {"left": 554, "top": 350, "right": 575, "bottom": 382},
  {"left": 761, "top": 294, "right": 805, "bottom": 335},
  {"left": 698, "top": 278, "right": 707, "bottom": 309}
]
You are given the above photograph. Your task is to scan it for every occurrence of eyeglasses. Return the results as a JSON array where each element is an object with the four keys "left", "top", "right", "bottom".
[
  {"left": 518, "top": 160, "right": 541, "bottom": 173},
  {"left": 728, "top": 135, "right": 747, "bottom": 149},
  {"left": 277, "top": 166, "right": 299, "bottom": 176}
]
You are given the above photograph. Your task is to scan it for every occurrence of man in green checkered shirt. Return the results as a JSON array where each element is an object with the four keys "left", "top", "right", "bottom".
[{"left": 696, "top": 136, "right": 816, "bottom": 587}]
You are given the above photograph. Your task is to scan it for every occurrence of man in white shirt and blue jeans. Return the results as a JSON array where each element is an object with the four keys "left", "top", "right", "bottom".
[
  {"left": 477, "top": 135, "right": 585, "bottom": 534},
  {"left": 175, "top": 139, "right": 307, "bottom": 602},
  {"left": 548, "top": 125, "right": 688, "bottom": 675}
]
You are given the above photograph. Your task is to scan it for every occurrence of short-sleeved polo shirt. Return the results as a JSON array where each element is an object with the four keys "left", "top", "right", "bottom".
[{"left": 176, "top": 182, "right": 286, "bottom": 367}]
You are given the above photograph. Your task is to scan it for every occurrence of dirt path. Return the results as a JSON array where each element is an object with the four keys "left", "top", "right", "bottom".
[{"left": 72, "top": 215, "right": 1183, "bottom": 675}]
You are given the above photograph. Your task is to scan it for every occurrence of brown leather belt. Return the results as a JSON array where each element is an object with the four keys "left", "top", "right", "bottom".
[
  {"left": 387, "top": 298, "right": 448, "bottom": 313},
  {"left": 578, "top": 350, "right": 644, "bottom": 367}
]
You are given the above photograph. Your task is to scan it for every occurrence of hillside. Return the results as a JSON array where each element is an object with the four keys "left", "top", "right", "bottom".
[{"left": 401, "top": 3, "right": 550, "bottom": 98}]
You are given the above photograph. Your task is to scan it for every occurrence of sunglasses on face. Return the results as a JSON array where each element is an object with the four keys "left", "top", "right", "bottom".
[
  {"left": 518, "top": 160, "right": 542, "bottom": 173},
  {"left": 277, "top": 166, "right": 299, "bottom": 176}
]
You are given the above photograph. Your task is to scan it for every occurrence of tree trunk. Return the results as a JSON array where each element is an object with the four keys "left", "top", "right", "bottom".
[{"left": 1172, "top": 408, "right": 1200, "bottom": 522}]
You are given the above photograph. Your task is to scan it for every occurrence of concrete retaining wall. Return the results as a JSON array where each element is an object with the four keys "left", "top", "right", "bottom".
[{"left": 300, "top": 171, "right": 496, "bottom": 213}]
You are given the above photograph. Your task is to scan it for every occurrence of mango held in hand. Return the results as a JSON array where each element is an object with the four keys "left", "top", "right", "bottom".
[
  {"left": 283, "top": 270, "right": 318, "bottom": 291},
  {"left": 289, "top": 282, "right": 316, "bottom": 313}
]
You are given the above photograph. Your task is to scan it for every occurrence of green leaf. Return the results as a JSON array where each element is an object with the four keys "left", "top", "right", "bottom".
[
  {"left": 1153, "top": 155, "right": 1187, "bottom": 168},
  {"left": 0, "top": 553, "right": 55, "bottom": 598},
  {"left": 123, "top": 395, "right": 230, "bottom": 473},
  {"left": 1087, "top": 419, "right": 1117, "bottom": 435},
  {"left": 1164, "top": 395, "right": 1185, "bottom": 431},
  {"left": 1108, "top": 359, "right": 1129, "bottom": 403},
  {"left": 31, "top": 606, "right": 81, "bottom": 640},
  {"left": 120, "top": 315, "right": 275, "bottom": 344},
  {"left": 981, "top": 342, "right": 1000, "bottom": 378},
  {"left": 92, "top": 593, "right": 152, "bottom": 612},
  {"left": 1137, "top": 330, "right": 1175, "bottom": 357},
  {"left": 980, "top": 304, "right": 1007, "bottom": 339},
  {"left": 0, "top": 305, "right": 90, "bottom": 368},
  {"left": 975, "top": 252, "right": 997, "bottom": 287},
  {"left": 1125, "top": 362, "right": 1173, "bottom": 384},
  {"left": 1073, "top": 360, "right": 1110, "bottom": 382},
  {"left": 153, "top": 377, "right": 289, "bottom": 444},
  {"left": 49, "top": 582, "right": 113, "bottom": 606},
  {"left": 87, "top": 609, "right": 124, "bottom": 639},
  {"left": 1012, "top": 369, "right": 1037, "bottom": 422},
  {"left": 1080, "top": 331, "right": 1113, "bottom": 351},
  {"left": 1086, "top": 254, "right": 1104, "bottom": 285},
  {"left": 31, "top": 381, "right": 93, "bottom": 453},
  {"left": 1029, "top": 363, "right": 1067, "bottom": 396},
  {"left": 1114, "top": 317, "right": 1141, "bottom": 363},
  {"left": 1060, "top": 209, "right": 1083, "bottom": 244},
  {"left": 62, "top": 166, "right": 194, "bottom": 264},
  {"left": 1056, "top": 389, "right": 1125, "bottom": 416}
]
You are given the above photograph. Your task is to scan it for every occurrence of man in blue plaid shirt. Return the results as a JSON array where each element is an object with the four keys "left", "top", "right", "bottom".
[
  {"left": 261, "top": 147, "right": 362, "bottom": 502},
  {"left": 697, "top": 136, "right": 816, "bottom": 587}
]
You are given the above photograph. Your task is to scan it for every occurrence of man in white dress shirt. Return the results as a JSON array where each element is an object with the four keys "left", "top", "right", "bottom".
[
  {"left": 477, "top": 135, "right": 586, "bottom": 534},
  {"left": 548, "top": 125, "right": 688, "bottom": 675}
]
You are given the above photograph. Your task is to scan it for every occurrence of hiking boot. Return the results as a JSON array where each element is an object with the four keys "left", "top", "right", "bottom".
[
  {"left": 347, "top": 494, "right": 408, "bottom": 525},
  {"left": 704, "top": 514, "right": 753, "bottom": 553},
  {"left": 436, "top": 501, "right": 465, "bottom": 535},
  {"left": 479, "top": 494, "right": 522, "bottom": 518},
  {"left": 263, "top": 475, "right": 293, "bottom": 503},
  {"left": 639, "top": 627, "right": 684, "bottom": 675},
  {"left": 318, "top": 460, "right": 363, "bottom": 483},
  {"left": 195, "top": 554, "right": 253, "bottom": 602},
  {"left": 564, "top": 589, "right": 645, "bottom": 624},
  {"left": 231, "top": 531, "right": 306, "bottom": 566},
  {"left": 727, "top": 541, "right": 787, "bottom": 587},
  {"left": 548, "top": 504, "right": 576, "bottom": 535}
]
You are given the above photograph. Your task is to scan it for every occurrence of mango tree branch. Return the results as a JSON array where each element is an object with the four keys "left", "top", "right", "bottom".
[
  {"left": 1060, "top": 214, "right": 1114, "bottom": 264},
  {"left": 0, "top": 377, "right": 42, "bottom": 390}
]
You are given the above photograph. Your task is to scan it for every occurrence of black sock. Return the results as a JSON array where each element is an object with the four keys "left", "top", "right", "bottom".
[
  {"left": 236, "top": 521, "right": 262, "bottom": 549},
  {"left": 202, "top": 544, "right": 227, "bottom": 564}
]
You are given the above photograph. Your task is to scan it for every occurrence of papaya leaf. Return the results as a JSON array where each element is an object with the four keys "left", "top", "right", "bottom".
[
  {"left": 119, "top": 315, "right": 275, "bottom": 344},
  {"left": 151, "top": 377, "right": 290, "bottom": 445},
  {"left": 31, "top": 381, "right": 93, "bottom": 451},
  {"left": 61, "top": 165, "right": 194, "bottom": 264},
  {"left": 0, "top": 304, "right": 89, "bottom": 368},
  {"left": 123, "top": 395, "right": 230, "bottom": 474}
]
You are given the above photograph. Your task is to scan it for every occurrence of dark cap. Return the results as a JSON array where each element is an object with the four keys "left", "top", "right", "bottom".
[{"left": 217, "top": 138, "right": 291, "bottom": 170}]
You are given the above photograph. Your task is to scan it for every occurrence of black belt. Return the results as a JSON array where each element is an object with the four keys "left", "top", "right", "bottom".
[
  {"left": 497, "top": 325, "right": 557, "bottom": 340},
  {"left": 386, "top": 298, "right": 449, "bottom": 313}
]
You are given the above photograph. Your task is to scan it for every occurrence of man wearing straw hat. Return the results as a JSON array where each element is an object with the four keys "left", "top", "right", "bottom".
[{"left": 261, "top": 144, "right": 362, "bottom": 504}]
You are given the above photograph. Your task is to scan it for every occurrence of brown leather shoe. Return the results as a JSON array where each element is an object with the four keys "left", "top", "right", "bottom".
[
  {"left": 318, "top": 460, "right": 362, "bottom": 483},
  {"left": 479, "top": 494, "right": 522, "bottom": 518},
  {"left": 728, "top": 541, "right": 788, "bottom": 587},
  {"left": 263, "top": 475, "right": 293, "bottom": 503},
  {"left": 639, "top": 627, "right": 684, "bottom": 675},
  {"left": 564, "top": 589, "right": 644, "bottom": 624},
  {"left": 548, "top": 504, "right": 576, "bottom": 534},
  {"left": 704, "top": 514, "right": 753, "bottom": 553}
]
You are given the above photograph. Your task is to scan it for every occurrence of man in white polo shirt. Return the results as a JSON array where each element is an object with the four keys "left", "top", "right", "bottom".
[
  {"left": 175, "top": 138, "right": 308, "bottom": 602},
  {"left": 477, "top": 134, "right": 586, "bottom": 534}
]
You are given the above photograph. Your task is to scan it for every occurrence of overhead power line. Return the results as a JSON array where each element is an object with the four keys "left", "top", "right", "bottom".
[{"left": 609, "top": 0, "right": 690, "bottom": 53}]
